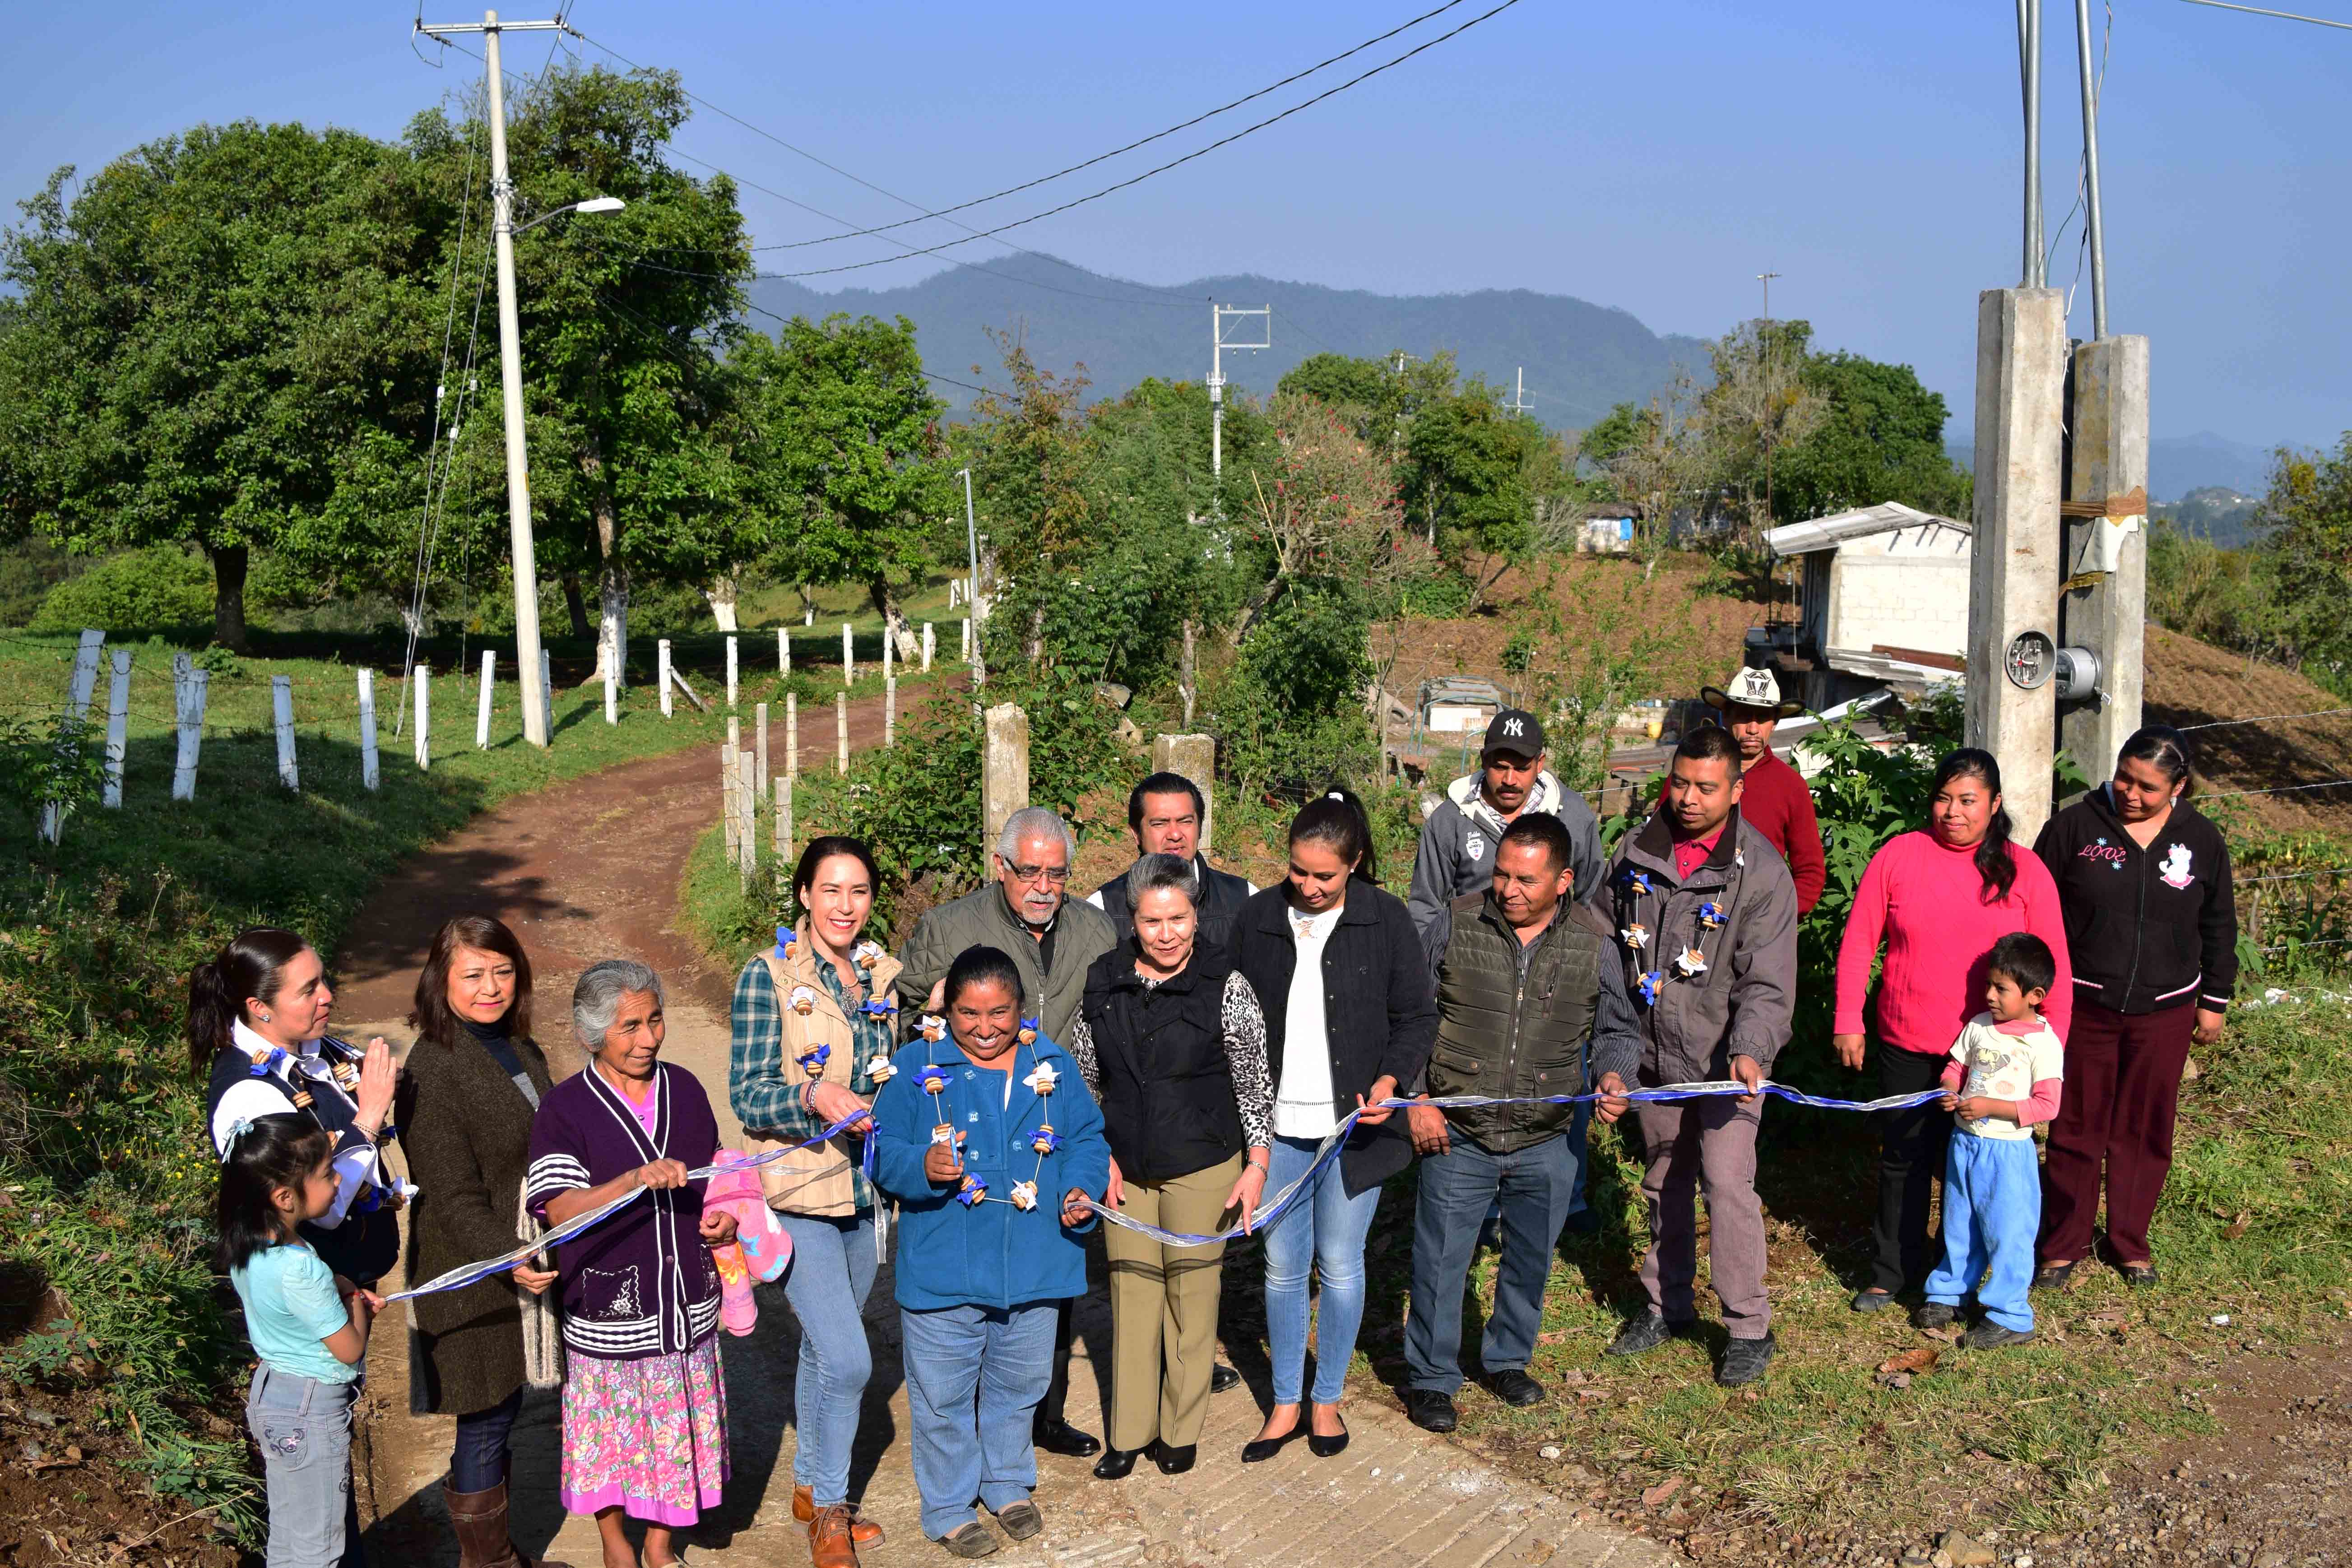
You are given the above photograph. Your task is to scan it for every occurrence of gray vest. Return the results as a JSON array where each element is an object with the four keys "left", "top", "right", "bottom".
[{"left": 1428, "top": 893, "right": 1602, "bottom": 1154}]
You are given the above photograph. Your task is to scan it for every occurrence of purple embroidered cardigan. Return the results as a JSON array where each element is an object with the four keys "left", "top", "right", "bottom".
[{"left": 525, "top": 1062, "right": 723, "bottom": 1362}]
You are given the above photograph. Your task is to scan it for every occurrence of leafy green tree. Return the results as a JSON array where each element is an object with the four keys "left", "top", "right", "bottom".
[
  {"left": 952, "top": 333, "right": 1098, "bottom": 666},
  {"left": 2256, "top": 436, "right": 2352, "bottom": 686},
  {"left": 0, "top": 121, "right": 444, "bottom": 649},
  {"left": 1698, "top": 318, "right": 1827, "bottom": 531},
  {"left": 1771, "top": 344, "right": 1971, "bottom": 524}
]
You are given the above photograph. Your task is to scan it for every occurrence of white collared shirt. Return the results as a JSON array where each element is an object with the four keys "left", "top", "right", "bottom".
[{"left": 1275, "top": 900, "right": 1346, "bottom": 1138}]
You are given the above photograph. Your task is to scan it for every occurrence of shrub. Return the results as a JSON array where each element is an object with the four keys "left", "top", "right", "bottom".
[
  {"left": 29, "top": 547, "right": 213, "bottom": 633},
  {"left": 1213, "top": 588, "right": 1378, "bottom": 793}
]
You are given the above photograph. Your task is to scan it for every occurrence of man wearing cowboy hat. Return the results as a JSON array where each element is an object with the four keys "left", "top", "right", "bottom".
[{"left": 1686, "top": 666, "right": 1825, "bottom": 914}]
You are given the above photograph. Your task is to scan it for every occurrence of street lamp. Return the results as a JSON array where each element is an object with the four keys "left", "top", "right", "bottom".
[{"left": 514, "top": 195, "right": 626, "bottom": 235}]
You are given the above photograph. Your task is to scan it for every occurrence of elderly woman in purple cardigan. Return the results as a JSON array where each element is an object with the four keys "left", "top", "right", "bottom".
[{"left": 526, "top": 960, "right": 738, "bottom": 1568}]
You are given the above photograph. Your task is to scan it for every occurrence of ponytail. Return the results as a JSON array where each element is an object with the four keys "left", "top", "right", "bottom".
[
  {"left": 1290, "top": 787, "right": 1379, "bottom": 885},
  {"left": 187, "top": 927, "right": 311, "bottom": 1077},
  {"left": 1931, "top": 748, "right": 2017, "bottom": 905},
  {"left": 214, "top": 1113, "right": 332, "bottom": 1274}
]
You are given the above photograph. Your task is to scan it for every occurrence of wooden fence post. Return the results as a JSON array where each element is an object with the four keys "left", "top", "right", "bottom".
[
  {"left": 604, "top": 651, "right": 617, "bottom": 726},
  {"left": 885, "top": 677, "right": 896, "bottom": 747},
  {"left": 413, "top": 664, "right": 431, "bottom": 771},
  {"left": 983, "top": 704, "right": 1030, "bottom": 850},
  {"left": 778, "top": 626, "right": 791, "bottom": 673},
  {"left": 755, "top": 702, "right": 770, "bottom": 794},
  {"left": 41, "top": 629, "right": 103, "bottom": 842},
  {"left": 835, "top": 693, "right": 848, "bottom": 775},
  {"left": 841, "top": 623, "right": 854, "bottom": 687},
  {"left": 478, "top": 650, "right": 496, "bottom": 749},
  {"left": 774, "top": 773, "right": 793, "bottom": 868},
  {"left": 726, "top": 635, "right": 739, "bottom": 709},
  {"left": 539, "top": 649, "right": 552, "bottom": 733},
  {"left": 881, "top": 626, "right": 892, "bottom": 684},
  {"left": 922, "top": 622, "right": 934, "bottom": 672},
  {"left": 272, "top": 675, "right": 299, "bottom": 791},
  {"left": 102, "top": 649, "right": 130, "bottom": 809},
  {"left": 172, "top": 663, "right": 208, "bottom": 802},
  {"left": 357, "top": 669, "right": 380, "bottom": 791},
  {"left": 659, "top": 640, "right": 674, "bottom": 718},
  {"left": 785, "top": 692, "right": 799, "bottom": 779}
]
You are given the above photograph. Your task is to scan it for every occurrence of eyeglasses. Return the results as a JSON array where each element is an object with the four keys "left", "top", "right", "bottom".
[{"left": 1003, "top": 861, "right": 1071, "bottom": 885}]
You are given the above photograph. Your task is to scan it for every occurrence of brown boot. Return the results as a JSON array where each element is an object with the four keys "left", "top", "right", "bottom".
[
  {"left": 792, "top": 1484, "right": 885, "bottom": 1546},
  {"left": 809, "top": 1502, "right": 860, "bottom": 1568},
  {"left": 446, "top": 1478, "right": 574, "bottom": 1568}
]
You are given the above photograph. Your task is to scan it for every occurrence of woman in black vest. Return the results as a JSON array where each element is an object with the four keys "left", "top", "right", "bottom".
[
  {"left": 1230, "top": 790, "right": 1437, "bottom": 1463},
  {"left": 1068, "top": 854, "right": 1273, "bottom": 1480},
  {"left": 193, "top": 927, "right": 402, "bottom": 1290}
]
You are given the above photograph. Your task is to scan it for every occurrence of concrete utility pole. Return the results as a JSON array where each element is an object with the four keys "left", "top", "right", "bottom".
[
  {"left": 2059, "top": 336, "right": 2150, "bottom": 782},
  {"left": 1207, "top": 303, "right": 1270, "bottom": 492},
  {"left": 416, "top": 9, "right": 618, "bottom": 749},
  {"left": 959, "top": 466, "right": 985, "bottom": 688}
]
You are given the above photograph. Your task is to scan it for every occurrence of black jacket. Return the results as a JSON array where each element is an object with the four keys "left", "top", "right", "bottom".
[
  {"left": 1232, "top": 881, "right": 1438, "bottom": 1196},
  {"left": 205, "top": 1041, "right": 400, "bottom": 1285},
  {"left": 1092, "top": 854, "right": 1254, "bottom": 956},
  {"left": 1079, "top": 945, "right": 1245, "bottom": 1184},
  {"left": 2034, "top": 787, "right": 2239, "bottom": 1014}
]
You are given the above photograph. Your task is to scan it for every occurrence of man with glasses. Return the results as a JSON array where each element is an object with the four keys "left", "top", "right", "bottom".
[{"left": 897, "top": 805, "right": 1120, "bottom": 1459}]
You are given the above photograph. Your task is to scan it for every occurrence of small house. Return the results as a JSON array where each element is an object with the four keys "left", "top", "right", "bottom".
[
  {"left": 1419, "top": 676, "right": 1504, "bottom": 736},
  {"left": 1759, "top": 501, "right": 1970, "bottom": 709}
]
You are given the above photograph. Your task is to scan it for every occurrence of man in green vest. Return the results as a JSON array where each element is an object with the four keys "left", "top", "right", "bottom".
[{"left": 1401, "top": 813, "right": 1641, "bottom": 1433}]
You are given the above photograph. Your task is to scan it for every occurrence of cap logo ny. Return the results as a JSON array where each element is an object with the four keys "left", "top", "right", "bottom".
[{"left": 1502, "top": 717, "right": 1524, "bottom": 736}]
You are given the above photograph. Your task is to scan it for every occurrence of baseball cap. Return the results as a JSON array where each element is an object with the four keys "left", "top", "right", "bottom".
[{"left": 1482, "top": 709, "right": 1545, "bottom": 759}]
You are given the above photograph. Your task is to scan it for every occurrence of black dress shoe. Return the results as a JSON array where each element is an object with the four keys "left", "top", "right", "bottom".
[
  {"left": 1484, "top": 1368, "right": 1545, "bottom": 1407},
  {"left": 1308, "top": 1412, "right": 1349, "bottom": 1459},
  {"left": 1035, "top": 1416, "right": 1101, "bottom": 1458},
  {"left": 1403, "top": 1389, "right": 1457, "bottom": 1433},
  {"left": 1240, "top": 1419, "right": 1306, "bottom": 1465},
  {"left": 1210, "top": 1362, "right": 1242, "bottom": 1395},
  {"left": 1090, "top": 1446, "right": 1142, "bottom": 1480},
  {"left": 1150, "top": 1441, "right": 1197, "bottom": 1475}
]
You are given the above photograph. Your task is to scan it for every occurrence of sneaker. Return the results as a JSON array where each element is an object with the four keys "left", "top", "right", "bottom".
[
  {"left": 1484, "top": 1368, "right": 1545, "bottom": 1407},
  {"left": 1605, "top": 1309, "right": 1679, "bottom": 1357},
  {"left": 1912, "top": 1302, "right": 1956, "bottom": 1331},
  {"left": 1850, "top": 1287, "right": 1898, "bottom": 1313},
  {"left": 1404, "top": 1388, "right": 1458, "bottom": 1433},
  {"left": 1961, "top": 1322, "right": 2036, "bottom": 1350},
  {"left": 1716, "top": 1333, "right": 1776, "bottom": 1387}
]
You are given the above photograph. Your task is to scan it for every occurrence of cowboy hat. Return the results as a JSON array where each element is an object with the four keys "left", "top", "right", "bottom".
[{"left": 1701, "top": 665, "right": 1805, "bottom": 719}]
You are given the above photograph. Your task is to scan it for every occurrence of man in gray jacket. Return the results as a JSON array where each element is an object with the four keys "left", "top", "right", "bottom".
[
  {"left": 1594, "top": 725, "right": 1797, "bottom": 1387},
  {"left": 1406, "top": 709, "right": 1604, "bottom": 940}
]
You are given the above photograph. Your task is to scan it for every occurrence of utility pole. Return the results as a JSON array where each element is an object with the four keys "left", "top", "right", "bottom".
[
  {"left": 1207, "top": 302, "right": 1270, "bottom": 494},
  {"left": 2071, "top": 0, "right": 2108, "bottom": 338},
  {"left": 1758, "top": 271, "right": 1784, "bottom": 532},
  {"left": 2019, "top": 0, "right": 2046, "bottom": 286},
  {"left": 958, "top": 466, "right": 985, "bottom": 688},
  {"left": 418, "top": 9, "right": 571, "bottom": 748},
  {"left": 1505, "top": 367, "right": 1531, "bottom": 415}
]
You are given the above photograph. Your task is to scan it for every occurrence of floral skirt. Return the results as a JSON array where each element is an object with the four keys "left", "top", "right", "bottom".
[{"left": 560, "top": 1338, "right": 729, "bottom": 1526}]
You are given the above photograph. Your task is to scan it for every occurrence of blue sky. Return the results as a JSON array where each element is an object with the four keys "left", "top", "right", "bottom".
[{"left": 5, "top": 1, "right": 2346, "bottom": 449}]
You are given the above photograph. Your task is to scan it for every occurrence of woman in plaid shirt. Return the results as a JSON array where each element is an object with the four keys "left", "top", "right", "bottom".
[{"left": 728, "top": 836, "right": 902, "bottom": 1568}]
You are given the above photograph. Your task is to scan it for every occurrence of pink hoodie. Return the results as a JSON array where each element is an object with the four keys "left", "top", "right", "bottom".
[{"left": 1834, "top": 830, "right": 2074, "bottom": 1053}]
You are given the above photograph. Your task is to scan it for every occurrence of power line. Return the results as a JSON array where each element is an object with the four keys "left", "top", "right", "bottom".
[
  {"left": 580, "top": 0, "right": 1474, "bottom": 253},
  {"left": 2202, "top": 778, "right": 2352, "bottom": 802},
  {"left": 2178, "top": 0, "right": 2352, "bottom": 29},
  {"left": 2176, "top": 706, "right": 2352, "bottom": 731}
]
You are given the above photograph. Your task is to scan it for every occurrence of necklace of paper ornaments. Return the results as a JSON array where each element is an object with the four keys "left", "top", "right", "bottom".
[
  {"left": 1616, "top": 863, "right": 1737, "bottom": 1007},
  {"left": 915, "top": 1016, "right": 1056, "bottom": 1211},
  {"left": 777, "top": 929, "right": 908, "bottom": 1083},
  {"left": 242, "top": 1037, "right": 404, "bottom": 1211}
]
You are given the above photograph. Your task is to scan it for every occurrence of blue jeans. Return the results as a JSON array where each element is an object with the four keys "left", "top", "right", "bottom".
[
  {"left": 1924, "top": 1132, "right": 2041, "bottom": 1332},
  {"left": 780, "top": 1211, "right": 880, "bottom": 1507},
  {"left": 1261, "top": 1135, "right": 1382, "bottom": 1406},
  {"left": 1405, "top": 1128, "right": 1582, "bottom": 1395},
  {"left": 246, "top": 1364, "right": 365, "bottom": 1568},
  {"left": 449, "top": 1387, "right": 521, "bottom": 1493},
  {"left": 899, "top": 1302, "right": 1057, "bottom": 1540}
]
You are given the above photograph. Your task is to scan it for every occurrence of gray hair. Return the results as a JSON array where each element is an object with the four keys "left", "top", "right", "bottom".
[
  {"left": 996, "top": 806, "right": 1076, "bottom": 863},
  {"left": 573, "top": 959, "right": 664, "bottom": 1049},
  {"left": 1124, "top": 852, "right": 1200, "bottom": 914}
]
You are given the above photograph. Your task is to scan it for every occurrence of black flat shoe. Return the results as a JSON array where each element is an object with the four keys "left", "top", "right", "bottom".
[
  {"left": 1090, "top": 1447, "right": 1142, "bottom": 1480},
  {"left": 1240, "top": 1418, "right": 1306, "bottom": 1464},
  {"left": 1308, "top": 1412, "right": 1349, "bottom": 1458},
  {"left": 2031, "top": 1260, "right": 2078, "bottom": 1293},
  {"left": 1210, "top": 1363, "right": 1242, "bottom": 1395},
  {"left": 1151, "top": 1441, "right": 1197, "bottom": 1475},
  {"left": 1035, "top": 1416, "right": 1101, "bottom": 1458}
]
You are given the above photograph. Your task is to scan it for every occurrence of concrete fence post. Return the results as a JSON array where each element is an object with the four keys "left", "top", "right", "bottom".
[
  {"left": 539, "top": 648, "right": 552, "bottom": 733},
  {"left": 726, "top": 635, "right": 739, "bottom": 709},
  {"left": 922, "top": 622, "right": 934, "bottom": 672},
  {"left": 785, "top": 692, "right": 799, "bottom": 779},
  {"left": 737, "top": 746, "right": 757, "bottom": 886},
  {"left": 357, "top": 669, "right": 380, "bottom": 791},
  {"left": 983, "top": 703, "right": 1030, "bottom": 850},
  {"left": 659, "top": 640, "right": 674, "bottom": 718},
  {"left": 172, "top": 664, "right": 209, "bottom": 802},
  {"left": 841, "top": 622, "right": 854, "bottom": 687},
  {"left": 755, "top": 702, "right": 771, "bottom": 794},
  {"left": 960, "top": 618, "right": 971, "bottom": 662},
  {"left": 272, "top": 675, "right": 299, "bottom": 791},
  {"left": 604, "top": 652, "right": 617, "bottom": 726},
  {"left": 478, "top": 650, "right": 496, "bottom": 749},
  {"left": 722, "top": 718, "right": 742, "bottom": 860},
  {"left": 413, "top": 664, "right": 431, "bottom": 771},
  {"left": 102, "top": 649, "right": 130, "bottom": 808},
  {"left": 778, "top": 626, "right": 791, "bottom": 674},
  {"left": 774, "top": 773, "right": 794, "bottom": 868},
  {"left": 835, "top": 693, "right": 848, "bottom": 775},
  {"left": 1153, "top": 733, "right": 1218, "bottom": 853},
  {"left": 885, "top": 677, "right": 896, "bottom": 747}
]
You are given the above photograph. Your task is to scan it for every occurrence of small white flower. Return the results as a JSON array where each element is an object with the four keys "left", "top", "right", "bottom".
[
  {"left": 1024, "top": 1062, "right": 1060, "bottom": 1095},
  {"left": 1009, "top": 1180, "right": 1039, "bottom": 1211},
  {"left": 865, "top": 1055, "right": 896, "bottom": 1083}
]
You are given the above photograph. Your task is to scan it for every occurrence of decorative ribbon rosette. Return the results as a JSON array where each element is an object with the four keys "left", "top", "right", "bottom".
[
  {"left": 916, "top": 1064, "right": 956, "bottom": 1145},
  {"left": 796, "top": 1042, "right": 830, "bottom": 1076},
  {"left": 1016, "top": 1016, "right": 1040, "bottom": 1046},
  {"left": 247, "top": 1045, "right": 288, "bottom": 1078},
  {"left": 1636, "top": 970, "right": 1665, "bottom": 1006},
  {"left": 1697, "top": 901, "right": 1726, "bottom": 930},
  {"left": 1620, "top": 923, "right": 1650, "bottom": 951},
  {"left": 1734, "top": 848, "right": 1747, "bottom": 868},
  {"left": 1623, "top": 869, "right": 1657, "bottom": 897},
  {"left": 1030, "top": 1125, "right": 1063, "bottom": 1157},
  {"left": 861, "top": 997, "right": 898, "bottom": 1025},
  {"left": 852, "top": 939, "right": 884, "bottom": 972},
  {"left": 1009, "top": 1179, "right": 1039, "bottom": 1211},
  {"left": 1671, "top": 946, "right": 1708, "bottom": 979},
  {"left": 917, "top": 1014, "right": 947, "bottom": 1043},
  {"left": 864, "top": 1053, "right": 897, "bottom": 1084},
  {"left": 956, "top": 1173, "right": 989, "bottom": 1206},
  {"left": 774, "top": 927, "right": 797, "bottom": 958},
  {"left": 1023, "top": 1062, "right": 1059, "bottom": 1096},
  {"left": 787, "top": 983, "right": 817, "bottom": 1017}
]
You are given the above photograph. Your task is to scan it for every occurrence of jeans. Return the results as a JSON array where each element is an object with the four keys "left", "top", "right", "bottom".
[
  {"left": 1261, "top": 1135, "right": 1382, "bottom": 1406},
  {"left": 1405, "top": 1129, "right": 1582, "bottom": 1395},
  {"left": 448, "top": 1387, "right": 521, "bottom": 1493},
  {"left": 1925, "top": 1132, "right": 2041, "bottom": 1332},
  {"left": 899, "top": 1302, "right": 1057, "bottom": 1541},
  {"left": 779, "top": 1211, "right": 880, "bottom": 1507},
  {"left": 246, "top": 1364, "right": 365, "bottom": 1568},
  {"left": 2039, "top": 1000, "right": 2197, "bottom": 1266},
  {"left": 1870, "top": 1046, "right": 1955, "bottom": 1294}
]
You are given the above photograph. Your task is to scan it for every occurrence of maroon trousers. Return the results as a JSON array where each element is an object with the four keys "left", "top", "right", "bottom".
[{"left": 2037, "top": 999, "right": 2197, "bottom": 1266}]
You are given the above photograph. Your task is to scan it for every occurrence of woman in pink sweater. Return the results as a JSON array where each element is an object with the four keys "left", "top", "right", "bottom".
[{"left": 1832, "top": 749, "right": 2072, "bottom": 1313}]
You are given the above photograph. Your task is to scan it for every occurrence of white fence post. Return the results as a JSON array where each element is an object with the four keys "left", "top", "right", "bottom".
[
  {"left": 835, "top": 693, "right": 848, "bottom": 775},
  {"left": 778, "top": 626, "right": 791, "bottom": 674},
  {"left": 785, "top": 692, "right": 799, "bottom": 779},
  {"left": 357, "top": 669, "right": 380, "bottom": 791},
  {"left": 841, "top": 623, "right": 854, "bottom": 687},
  {"left": 721, "top": 719, "right": 741, "bottom": 861},
  {"left": 881, "top": 626, "right": 892, "bottom": 684},
  {"left": 961, "top": 618, "right": 972, "bottom": 662},
  {"left": 172, "top": 663, "right": 208, "bottom": 803},
  {"left": 659, "top": 640, "right": 674, "bottom": 718},
  {"left": 604, "top": 651, "right": 617, "bottom": 726},
  {"left": 885, "top": 677, "right": 896, "bottom": 747},
  {"left": 101, "top": 649, "right": 130, "bottom": 808},
  {"left": 923, "top": 622, "right": 934, "bottom": 672},
  {"left": 413, "top": 664, "right": 431, "bottom": 771},
  {"left": 67, "top": 629, "right": 104, "bottom": 715},
  {"left": 478, "top": 650, "right": 496, "bottom": 749},
  {"left": 726, "top": 635, "right": 739, "bottom": 709},
  {"left": 755, "top": 702, "right": 770, "bottom": 794},
  {"left": 539, "top": 648, "right": 552, "bottom": 733},
  {"left": 272, "top": 675, "right": 299, "bottom": 791},
  {"left": 774, "top": 773, "right": 793, "bottom": 867},
  {"left": 736, "top": 745, "right": 756, "bottom": 887}
]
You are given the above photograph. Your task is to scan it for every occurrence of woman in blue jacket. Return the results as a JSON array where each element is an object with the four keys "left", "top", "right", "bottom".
[{"left": 872, "top": 946, "right": 1111, "bottom": 1559}]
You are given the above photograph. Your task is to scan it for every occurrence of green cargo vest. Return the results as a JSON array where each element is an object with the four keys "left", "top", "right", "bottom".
[{"left": 1426, "top": 893, "right": 1602, "bottom": 1154}]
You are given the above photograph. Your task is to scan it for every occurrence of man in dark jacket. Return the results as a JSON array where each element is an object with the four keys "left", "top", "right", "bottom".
[
  {"left": 1086, "top": 771, "right": 1257, "bottom": 951},
  {"left": 1401, "top": 814, "right": 1641, "bottom": 1433},
  {"left": 1407, "top": 709, "right": 1605, "bottom": 936},
  {"left": 1598, "top": 725, "right": 1797, "bottom": 1387}
]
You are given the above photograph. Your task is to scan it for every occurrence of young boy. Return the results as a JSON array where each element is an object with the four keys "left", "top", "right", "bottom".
[{"left": 1918, "top": 931, "right": 2064, "bottom": 1349}]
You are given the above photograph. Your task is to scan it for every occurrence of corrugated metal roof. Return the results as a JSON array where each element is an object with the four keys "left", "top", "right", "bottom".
[{"left": 1764, "top": 501, "right": 1970, "bottom": 557}]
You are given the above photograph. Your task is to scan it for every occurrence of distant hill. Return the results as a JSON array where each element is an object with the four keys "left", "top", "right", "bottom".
[
  {"left": 747, "top": 253, "right": 1709, "bottom": 429},
  {"left": 1946, "top": 429, "right": 2286, "bottom": 505},
  {"left": 2153, "top": 486, "right": 2266, "bottom": 550}
]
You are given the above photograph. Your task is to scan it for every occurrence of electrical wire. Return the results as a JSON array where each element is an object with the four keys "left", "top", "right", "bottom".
[
  {"left": 2201, "top": 778, "right": 2352, "bottom": 802},
  {"left": 2176, "top": 706, "right": 2352, "bottom": 731},
  {"left": 2178, "top": 0, "right": 2352, "bottom": 30}
]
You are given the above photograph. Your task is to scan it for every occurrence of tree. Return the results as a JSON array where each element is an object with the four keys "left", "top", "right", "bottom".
[
  {"left": 953, "top": 331, "right": 1096, "bottom": 664},
  {"left": 2257, "top": 435, "right": 2352, "bottom": 684},
  {"left": 1698, "top": 318, "right": 1827, "bottom": 531},
  {"left": 1239, "top": 390, "right": 1425, "bottom": 631},
  {"left": 0, "top": 121, "right": 444, "bottom": 649},
  {"left": 1590, "top": 372, "right": 1707, "bottom": 580},
  {"left": 1771, "top": 344, "right": 1971, "bottom": 524},
  {"left": 1401, "top": 380, "right": 1576, "bottom": 611}
]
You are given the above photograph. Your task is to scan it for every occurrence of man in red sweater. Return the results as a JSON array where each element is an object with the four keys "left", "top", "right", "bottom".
[{"left": 1679, "top": 667, "right": 1826, "bottom": 915}]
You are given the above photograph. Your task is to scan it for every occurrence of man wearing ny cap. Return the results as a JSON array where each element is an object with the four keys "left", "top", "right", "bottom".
[
  {"left": 1668, "top": 666, "right": 1826, "bottom": 915},
  {"left": 1407, "top": 709, "right": 1604, "bottom": 941}
]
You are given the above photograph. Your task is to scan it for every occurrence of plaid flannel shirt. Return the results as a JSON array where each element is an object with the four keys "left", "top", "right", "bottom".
[{"left": 729, "top": 952, "right": 898, "bottom": 1213}]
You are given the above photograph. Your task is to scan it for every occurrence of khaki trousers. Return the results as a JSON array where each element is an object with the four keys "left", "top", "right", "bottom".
[{"left": 1103, "top": 1152, "right": 1241, "bottom": 1452}]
